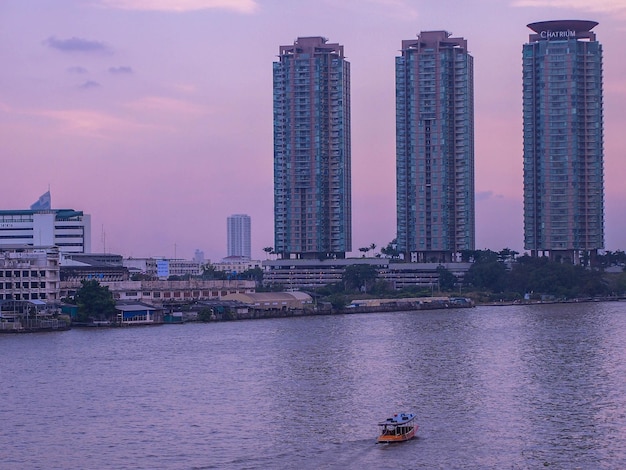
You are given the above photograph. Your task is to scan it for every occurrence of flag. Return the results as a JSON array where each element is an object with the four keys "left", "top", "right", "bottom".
[{"left": 30, "top": 191, "right": 51, "bottom": 210}]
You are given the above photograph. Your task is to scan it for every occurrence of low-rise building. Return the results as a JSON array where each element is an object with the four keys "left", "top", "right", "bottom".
[
  {"left": 221, "top": 291, "right": 313, "bottom": 311},
  {"left": 0, "top": 299, "right": 67, "bottom": 332},
  {"left": 60, "top": 252, "right": 129, "bottom": 282},
  {"left": 60, "top": 279, "right": 256, "bottom": 305},
  {"left": 213, "top": 256, "right": 262, "bottom": 275},
  {"left": 262, "top": 258, "right": 471, "bottom": 290},
  {"left": 262, "top": 258, "right": 386, "bottom": 289},
  {"left": 122, "top": 257, "right": 202, "bottom": 278},
  {"left": 379, "top": 262, "right": 472, "bottom": 289},
  {"left": 0, "top": 245, "right": 60, "bottom": 301},
  {"left": 115, "top": 302, "right": 162, "bottom": 325}
]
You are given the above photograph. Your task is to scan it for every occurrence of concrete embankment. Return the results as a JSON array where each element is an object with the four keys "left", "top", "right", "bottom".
[
  {"left": 0, "top": 319, "right": 71, "bottom": 333},
  {"left": 207, "top": 297, "right": 474, "bottom": 322}
]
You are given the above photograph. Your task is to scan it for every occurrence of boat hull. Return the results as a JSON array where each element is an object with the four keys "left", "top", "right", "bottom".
[{"left": 376, "top": 425, "right": 417, "bottom": 443}]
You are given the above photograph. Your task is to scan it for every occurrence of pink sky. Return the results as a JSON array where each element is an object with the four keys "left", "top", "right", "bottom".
[{"left": 1, "top": 0, "right": 625, "bottom": 261}]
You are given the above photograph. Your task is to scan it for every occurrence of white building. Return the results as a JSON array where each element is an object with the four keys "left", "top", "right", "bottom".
[
  {"left": 123, "top": 257, "right": 202, "bottom": 278},
  {"left": 227, "top": 214, "right": 251, "bottom": 259},
  {"left": 0, "top": 209, "right": 91, "bottom": 254},
  {"left": 213, "top": 256, "right": 262, "bottom": 274},
  {"left": 0, "top": 245, "right": 60, "bottom": 301}
]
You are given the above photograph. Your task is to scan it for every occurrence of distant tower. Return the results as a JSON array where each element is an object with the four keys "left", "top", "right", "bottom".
[
  {"left": 396, "top": 31, "right": 475, "bottom": 263},
  {"left": 30, "top": 190, "right": 51, "bottom": 211},
  {"left": 193, "top": 249, "right": 205, "bottom": 264},
  {"left": 273, "top": 36, "right": 352, "bottom": 259},
  {"left": 227, "top": 214, "right": 251, "bottom": 259},
  {"left": 523, "top": 20, "right": 604, "bottom": 263}
]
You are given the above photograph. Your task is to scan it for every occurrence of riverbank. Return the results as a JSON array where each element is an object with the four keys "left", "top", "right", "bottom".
[
  {"left": 0, "top": 318, "right": 71, "bottom": 333},
  {"left": 198, "top": 295, "right": 474, "bottom": 322},
  {"left": 479, "top": 296, "right": 625, "bottom": 307}
]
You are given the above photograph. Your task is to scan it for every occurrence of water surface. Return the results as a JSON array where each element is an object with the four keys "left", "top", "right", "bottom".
[{"left": 2, "top": 302, "right": 626, "bottom": 469}]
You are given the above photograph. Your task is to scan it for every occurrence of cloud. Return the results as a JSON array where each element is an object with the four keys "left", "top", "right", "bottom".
[
  {"left": 109, "top": 66, "right": 133, "bottom": 75},
  {"left": 512, "top": 0, "right": 626, "bottom": 14},
  {"left": 325, "top": 0, "right": 419, "bottom": 20},
  {"left": 44, "top": 36, "right": 111, "bottom": 53},
  {"left": 67, "top": 66, "right": 89, "bottom": 74},
  {"left": 32, "top": 108, "right": 155, "bottom": 138},
  {"left": 95, "top": 0, "right": 259, "bottom": 13},
  {"left": 79, "top": 80, "right": 101, "bottom": 90},
  {"left": 124, "top": 96, "right": 211, "bottom": 116}
]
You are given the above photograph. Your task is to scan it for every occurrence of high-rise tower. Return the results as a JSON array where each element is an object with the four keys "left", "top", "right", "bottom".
[
  {"left": 396, "top": 31, "right": 475, "bottom": 263},
  {"left": 227, "top": 214, "right": 251, "bottom": 259},
  {"left": 523, "top": 20, "right": 604, "bottom": 262},
  {"left": 273, "top": 36, "right": 351, "bottom": 259}
]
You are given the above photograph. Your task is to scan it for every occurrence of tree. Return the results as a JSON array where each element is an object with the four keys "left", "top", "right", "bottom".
[
  {"left": 437, "top": 266, "right": 457, "bottom": 292},
  {"left": 239, "top": 267, "right": 264, "bottom": 284},
  {"left": 507, "top": 255, "right": 609, "bottom": 298},
  {"left": 380, "top": 239, "right": 401, "bottom": 259},
  {"left": 464, "top": 251, "right": 507, "bottom": 292},
  {"left": 343, "top": 264, "right": 378, "bottom": 293},
  {"left": 131, "top": 273, "right": 156, "bottom": 281},
  {"left": 497, "top": 248, "right": 519, "bottom": 263},
  {"left": 198, "top": 307, "right": 215, "bottom": 322},
  {"left": 74, "top": 279, "right": 116, "bottom": 322},
  {"left": 263, "top": 247, "right": 274, "bottom": 259},
  {"left": 358, "top": 246, "right": 371, "bottom": 257},
  {"left": 201, "top": 264, "right": 227, "bottom": 280}
]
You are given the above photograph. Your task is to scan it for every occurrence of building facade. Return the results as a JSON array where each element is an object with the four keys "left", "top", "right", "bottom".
[
  {"left": 0, "top": 209, "right": 91, "bottom": 254},
  {"left": 227, "top": 214, "right": 251, "bottom": 259},
  {"left": 60, "top": 279, "right": 256, "bottom": 305},
  {"left": 396, "top": 31, "right": 475, "bottom": 263},
  {"left": 262, "top": 258, "right": 471, "bottom": 291},
  {"left": 523, "top": 20, "right": 604, "bottom": 262},
  {"left": 0, "top": 245, "right": 60, "bottom": 301},
  {"left": 273, "top": 36, "right": 352, "bottom": 259},
  {"left": 60, "top": 253, "right": 129, "bottom": 282},
  {"left": 213, "top": 256, "right": 262, "bottom": 275}
]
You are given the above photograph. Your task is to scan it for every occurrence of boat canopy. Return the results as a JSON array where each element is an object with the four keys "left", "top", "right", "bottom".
[{"left": 378, "top": 413, "right": 416, "bottom": 426}]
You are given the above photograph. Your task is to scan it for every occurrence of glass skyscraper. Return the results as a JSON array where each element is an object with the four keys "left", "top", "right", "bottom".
[
  {"left": 523, "top": 20, "right": 604, "bottom": 262},
  {"left": 227, "top": 214, "right": 251, "bottom": 259},
  {"left": 273, "top": 37, "right": 351, "bottom": 259},
  {"left": 396, "top": 31, "right": 475, "bottom": 263}
]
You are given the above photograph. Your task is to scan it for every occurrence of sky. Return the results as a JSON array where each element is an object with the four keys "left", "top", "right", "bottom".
[{"left": 1, "top": 0, "right": 625, "bottom": 262}]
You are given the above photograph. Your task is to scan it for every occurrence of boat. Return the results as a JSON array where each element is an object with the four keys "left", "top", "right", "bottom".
[{"left": 376, "top": 413, "right": 418, "bottom": 443}]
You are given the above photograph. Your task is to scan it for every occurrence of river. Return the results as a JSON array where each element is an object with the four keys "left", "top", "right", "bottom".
[{"left": 2, "top": 301, "right": 626, "bottom": 469}]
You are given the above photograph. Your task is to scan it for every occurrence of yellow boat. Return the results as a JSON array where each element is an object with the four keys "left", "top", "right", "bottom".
[{"left": 377, "top": 413, "right": 418, "bottom": 443}]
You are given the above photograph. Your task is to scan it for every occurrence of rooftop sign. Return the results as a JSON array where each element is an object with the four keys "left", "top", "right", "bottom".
[
  {"left": 540, "top": 29, "right": 576, "bottom": 40},
  {"left": 527, "top": 20, "right": 598, "bottom": 41}
]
